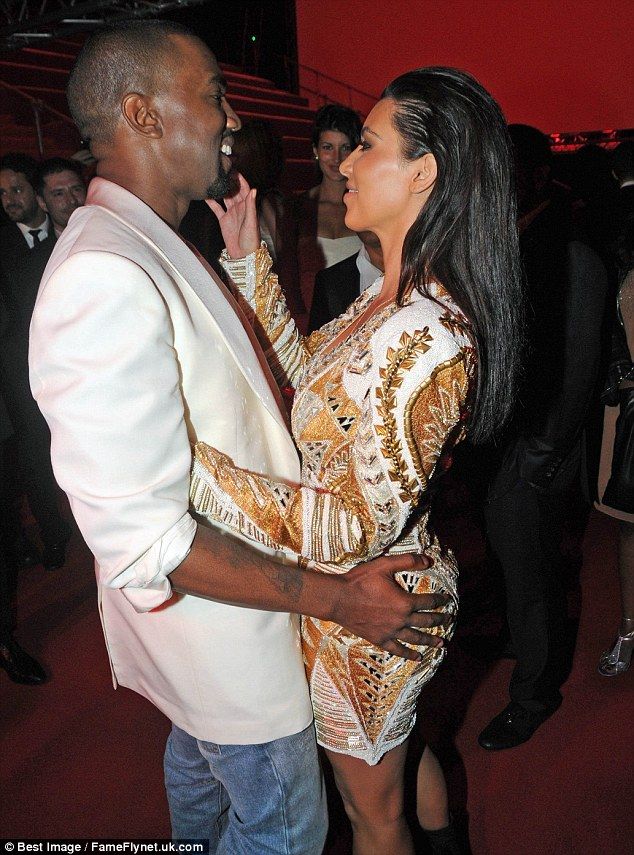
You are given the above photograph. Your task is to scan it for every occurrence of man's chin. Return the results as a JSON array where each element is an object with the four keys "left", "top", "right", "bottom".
[{"left": 206, "top": 166, "right": 235, "bottom": 201}]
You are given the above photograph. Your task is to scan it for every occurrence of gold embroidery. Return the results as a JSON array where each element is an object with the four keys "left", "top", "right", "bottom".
[
  {"left": 374, "top": 329, "right": 433, "bottom": 503},
  {"left": 404, "top": 354, "right": 469, "bottom": 483},
  {"left": 438, "top": 311, "right": 470, "bottom": 338}
]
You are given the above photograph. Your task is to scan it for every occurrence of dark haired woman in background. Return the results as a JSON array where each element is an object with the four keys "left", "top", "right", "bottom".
[
  {"left": 196, "top": 68, "right": 523, "bottom": 854},
  {"left": 296, "top": 103, "right": 363, "bottom": 323}
]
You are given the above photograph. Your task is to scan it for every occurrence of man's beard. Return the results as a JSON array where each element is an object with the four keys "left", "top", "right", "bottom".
[
  {"left": 206, "top": 160, "right": 233, "bottom": 200},
  {"left": 4, "top": 207, "right": 24, "bottom": 222}
]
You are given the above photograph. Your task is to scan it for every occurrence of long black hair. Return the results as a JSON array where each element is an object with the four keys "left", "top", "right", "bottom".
[{"left": 382, "top": 67, "right": 523, "bottom": 443}]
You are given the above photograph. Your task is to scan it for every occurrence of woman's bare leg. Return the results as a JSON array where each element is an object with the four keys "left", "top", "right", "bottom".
[
  {"left": 416, "top": 744, "right": 450, "bottom": 831},
  {"left": 325, "top": 741, "right": 414, "bottom": 855}
]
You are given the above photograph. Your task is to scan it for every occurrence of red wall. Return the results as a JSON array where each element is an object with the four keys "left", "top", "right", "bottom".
[{"left": 296, "top": 0, "right": 633, "bottom": 133}]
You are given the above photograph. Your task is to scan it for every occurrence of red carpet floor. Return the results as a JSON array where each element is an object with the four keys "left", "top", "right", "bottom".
[{"left": 1, "top": 503, "right": 632, "bottom": 853}]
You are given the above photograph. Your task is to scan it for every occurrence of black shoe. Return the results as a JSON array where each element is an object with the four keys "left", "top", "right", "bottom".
[
  {"left": 42, "top": 541, "right": 67, "bottom": 571},
  {"left": 478, "top": 700, "right": 561, "bottom": 750},
  {"left": 0, "top": 638, "right": 47, "bottom": 685}
]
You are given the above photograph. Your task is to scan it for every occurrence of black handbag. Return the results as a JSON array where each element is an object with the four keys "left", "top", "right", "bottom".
[{"left": 602, "top": 388, "right": 634, "bottom": 513}]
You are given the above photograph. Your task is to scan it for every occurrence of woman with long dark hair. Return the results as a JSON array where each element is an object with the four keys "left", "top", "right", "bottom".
[
  {"left": 296, "top": 103, "right": 363, "bottom": 319},
  {"left": 194, "top": 67, "right": 522, "bottom": 853}
]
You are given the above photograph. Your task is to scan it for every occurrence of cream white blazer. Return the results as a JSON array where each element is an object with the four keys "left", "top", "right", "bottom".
[{"left": 29, "top": 178, "right": 312, "bottom": 743}]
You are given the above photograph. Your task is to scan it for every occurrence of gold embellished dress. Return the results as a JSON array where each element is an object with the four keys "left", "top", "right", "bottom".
[{"left": 191, "top": 245, "right": 476, "bottom": 764}]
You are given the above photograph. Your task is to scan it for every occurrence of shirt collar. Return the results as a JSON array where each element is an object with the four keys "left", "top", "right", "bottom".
[
  {"left": 16, "top": 215, "right": 50, "bottom": 247},
  {"left": 356, "top": 244, "right": 383, "bottom": 293}
]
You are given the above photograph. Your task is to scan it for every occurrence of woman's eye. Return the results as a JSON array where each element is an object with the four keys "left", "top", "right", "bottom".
[{"left": 360, "top": 141, "right": 371, "bottom": 151}]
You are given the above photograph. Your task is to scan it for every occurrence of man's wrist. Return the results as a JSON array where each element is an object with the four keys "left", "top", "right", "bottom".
[{"left": 302, "top": 566, "right": 347, "bottom": 624}]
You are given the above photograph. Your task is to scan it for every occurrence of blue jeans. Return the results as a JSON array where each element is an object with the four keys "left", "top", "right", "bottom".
[{"left": 164, "top": 722, "right": 327, "bottom": 854}]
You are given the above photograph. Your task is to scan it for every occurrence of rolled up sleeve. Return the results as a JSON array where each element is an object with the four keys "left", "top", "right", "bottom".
[
  {"left": 30, "top": 251, "right": 195, "bottom": 612},
  {"left": 109, "top": 511, "right": 197, "bottom": 610}
]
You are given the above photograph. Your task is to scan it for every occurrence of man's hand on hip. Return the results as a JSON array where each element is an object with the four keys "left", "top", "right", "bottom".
[{"left": 328, "top": 552, "right": 451, "bottom": 661}]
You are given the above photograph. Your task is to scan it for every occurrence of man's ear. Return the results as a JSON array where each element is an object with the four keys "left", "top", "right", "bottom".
[
  {"left": 410, "top": 152, "right": 437, "bottom": 195},
  {"left": 36, "top": 194, "right": 48, "bottom": 214},
  {"left": 121, "top": 93, "right": 163, "bottom": 139}
]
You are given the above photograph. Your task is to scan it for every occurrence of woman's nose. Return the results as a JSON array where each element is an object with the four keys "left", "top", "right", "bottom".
[{"left": 340, "top": 151, "right": 353, "bottom": 177}]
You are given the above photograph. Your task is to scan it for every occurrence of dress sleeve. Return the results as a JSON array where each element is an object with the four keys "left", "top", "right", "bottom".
[
  {"left": 190, "top": 317, "right": 473, "bottom": 567},
  {"left": 361, "top": 325, "right": 472, "bottom": 554},
  {"left": 191, "top": 441, "right": 365, "bottom": 566},
  {"left": 221, "top": 245, "right": 325, "bottom": 390}
]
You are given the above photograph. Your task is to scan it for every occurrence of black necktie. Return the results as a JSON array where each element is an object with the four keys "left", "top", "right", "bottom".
[{"left": 28, "top": 229, "right": 43, "bottom": 245}]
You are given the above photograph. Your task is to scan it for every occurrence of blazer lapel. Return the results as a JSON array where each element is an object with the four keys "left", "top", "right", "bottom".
[{"left": 85, "top": 179, "right": 290, "bottom": 433}]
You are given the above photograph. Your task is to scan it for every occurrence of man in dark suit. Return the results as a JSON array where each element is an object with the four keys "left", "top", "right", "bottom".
[
  {"left": 308, "top": 230, "right": 383, "bottom": 331},
  {"left": 0, "top": 153, "right": 70, "bottom": 571},
  {"left": 0, "top": 294, "right": 46, "bottom": 683},
  {"left": 478, "top": 125, "right": 608, "bottom": 750}
]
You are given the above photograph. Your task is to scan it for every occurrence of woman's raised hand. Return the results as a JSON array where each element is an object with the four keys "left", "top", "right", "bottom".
[{"left": 206, "top": 173, "right": 260, "bottom": 259}]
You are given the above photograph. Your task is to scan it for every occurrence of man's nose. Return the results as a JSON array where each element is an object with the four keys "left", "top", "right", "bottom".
[{"left": 224, "top": 99, "right": 241, "bottom": 133}]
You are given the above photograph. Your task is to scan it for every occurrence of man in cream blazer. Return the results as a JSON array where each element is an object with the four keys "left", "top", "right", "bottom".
[{"left": 30, "top": 20, "right": 446, "bottom": 852}]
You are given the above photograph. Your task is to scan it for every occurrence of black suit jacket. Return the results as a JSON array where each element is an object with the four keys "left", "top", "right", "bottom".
[
  {"left": 0, "top": 224, "right": 56, "bottom": 427},
  {"left": 620, "top": 184, "right": 634, "bottom": 218},
  {"left": 618, "top": 184, "right": 634, "bottom": 259},
  {"left": 308, "top": 252, "right": 360, "bottom": 332},
  {"left": 0, "top": 223, "right": 56, "bottom": 336},
  {"left": 491, "top": 193, "right": 608, "bottom": 496},
  {"left": 0, "top": 296, "right": 13, "bottom": 443}
]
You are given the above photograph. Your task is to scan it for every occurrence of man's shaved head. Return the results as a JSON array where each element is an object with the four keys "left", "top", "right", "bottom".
[{"left": 67, "top": 19, "right": 198, "bottom": 146}]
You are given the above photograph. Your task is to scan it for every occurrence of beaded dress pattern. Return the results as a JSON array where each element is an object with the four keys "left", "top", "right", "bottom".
[{"left": 190, "top": 246, "right": 476, "bottom": 764}]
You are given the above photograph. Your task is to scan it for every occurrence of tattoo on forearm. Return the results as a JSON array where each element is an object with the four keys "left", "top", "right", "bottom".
[
  {"left": 224, "top": 532, "right": 305, "bottom": 605},
  {"left": 264, "top": 564, "right": 304, "bottom": 602}
]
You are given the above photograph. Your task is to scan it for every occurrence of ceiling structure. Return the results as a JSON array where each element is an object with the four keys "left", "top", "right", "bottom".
[{"left": 0, "top": 0, "right": 208, "bottom": 52}]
